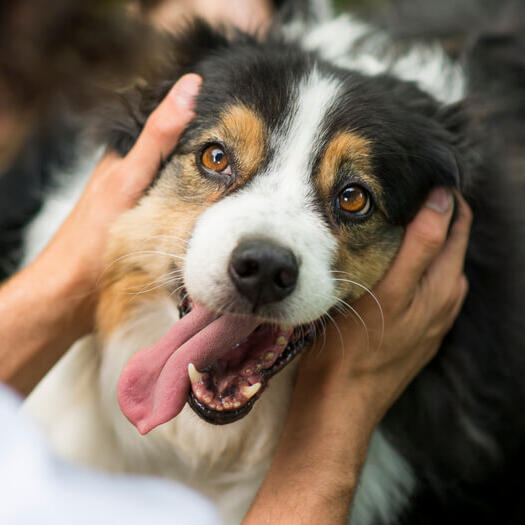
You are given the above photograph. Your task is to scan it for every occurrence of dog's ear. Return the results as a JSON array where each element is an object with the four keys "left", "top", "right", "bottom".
[
  {"left": 370, "top": 87, "right": 470, "bottom": 225},
  {"left": 94, "top": 19, "right": 230, "bottom": 157}
]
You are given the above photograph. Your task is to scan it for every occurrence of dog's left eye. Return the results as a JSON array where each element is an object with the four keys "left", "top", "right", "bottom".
[
  {"left": 201, "top": 144, "right": 231, "bottom": 174},
  {"left": 337, "top": 185, "right": 372, "bottom": 216}
]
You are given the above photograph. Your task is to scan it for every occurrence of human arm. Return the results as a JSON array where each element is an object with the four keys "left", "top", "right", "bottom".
[
  {"left": 0, "top": 74, "right": 202, "bottom": 396},
  {"left": 243, "top": 189, "right": 472, "bottom": 524}
]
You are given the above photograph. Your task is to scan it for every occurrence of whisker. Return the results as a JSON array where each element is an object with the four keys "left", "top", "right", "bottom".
[
  {"left": 98, "top": 251, "right": 186, "bottom": 291},
  {"left": 99, "top": 250, "right": 186, "bottom": 285},
  {"left": 317, "top": 317, "right": 327, "bottom": 356},
  {"left": 324, "top": 311, "right": 346, "bottom": 358},
  {"left": 308, "top": 290, "right": 370, "bottom": 352},
  {"left": 330, "top": 272, "right": 385, "bottom": 350},
  {"left": 127, "top": 273, "right": 183, "bottom": 297},
  {"left": 147, "top": 234, "right": 189, "bottom": 245},
  {"left": 333, "top": 296, "right": 370, "bottom": 352},
  {"left": 169, "top": 284, "right": 187, "bottom": 299}
]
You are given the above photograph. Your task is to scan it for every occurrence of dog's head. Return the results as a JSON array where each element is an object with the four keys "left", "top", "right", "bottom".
[{"left": 100, "top": 20, "right": 465, "bottom": 427}]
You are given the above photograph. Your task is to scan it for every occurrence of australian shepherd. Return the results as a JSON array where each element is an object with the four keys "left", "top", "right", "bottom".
[{"left": 24, "top": 0, "right": 525, "bottom": 523}]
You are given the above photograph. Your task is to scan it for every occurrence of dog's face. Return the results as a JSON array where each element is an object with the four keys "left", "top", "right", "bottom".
[
  {"left": 102, "top": 24, "right": 462, "bottom": 425},
  {"left": 181, "top": 71, "right": 403, "bottom": 325}
]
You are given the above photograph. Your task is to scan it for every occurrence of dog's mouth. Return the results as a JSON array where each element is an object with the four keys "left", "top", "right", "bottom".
[
  {"left": 117, "top": 292, "right": 316, "bottom": 434},
  {"left": 179, "top": 296, "right": 315, "bottom": 424}
]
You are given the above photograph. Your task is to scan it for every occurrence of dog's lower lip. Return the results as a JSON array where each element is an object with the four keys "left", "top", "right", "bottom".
[
  {"left": 178, "top": 295, "right": 314, "bottom": 425},
  {"left": 187, "top": 331, "right": 311, "bottom": 425}
]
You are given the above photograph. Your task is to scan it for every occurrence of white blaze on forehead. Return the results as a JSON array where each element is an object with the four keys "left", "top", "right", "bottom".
[
  {"left": 184, "top": 69, "right": 343, "bottom": 325},
  {"left": 266, "top": 67, "right": 341, "bottom": 193}
]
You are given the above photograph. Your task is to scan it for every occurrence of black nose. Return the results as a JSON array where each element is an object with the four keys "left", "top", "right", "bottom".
[{"left": 229, "top": 240, "right": 299, "bottom": 307}]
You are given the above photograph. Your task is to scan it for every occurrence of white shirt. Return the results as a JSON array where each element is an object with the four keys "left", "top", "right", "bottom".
[{"left": 0, "top": 385, "right": 219, "bottom": 525}]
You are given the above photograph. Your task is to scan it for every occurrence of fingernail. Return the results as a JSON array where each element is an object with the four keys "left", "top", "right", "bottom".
[
  {"left": 425, "top": 188, "right": 452, "bottom": 214},
  {"left": 171, "top": 74, "right": 202, "bottom": 109}
]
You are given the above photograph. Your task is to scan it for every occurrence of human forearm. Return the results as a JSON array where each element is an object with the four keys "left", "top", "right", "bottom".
[
  {"left": 0, "top": 253, "right": 92, "bottom": 396},
  {"left": 243, "top": 374, "right": 378, "bottom": 525}
]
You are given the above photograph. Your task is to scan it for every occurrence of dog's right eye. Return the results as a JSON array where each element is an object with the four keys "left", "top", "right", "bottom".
[
  {"left": 201, "top": 144, "right": 231, "bottom": 174},
  {"left": 337, "top": 184, "right": 372, "bottom": 216}
]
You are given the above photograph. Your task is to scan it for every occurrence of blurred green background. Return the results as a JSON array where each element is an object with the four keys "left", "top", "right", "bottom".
[{"left": 335, "top": 0, "right": 386, "bottom": 9}]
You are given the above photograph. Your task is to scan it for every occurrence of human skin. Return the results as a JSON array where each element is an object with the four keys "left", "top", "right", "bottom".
[
  {"left": 243, "top": 191, "right": 472, "bottom": 524},
  {"left": 145, "top": 0, "right": 273, "bottom": 34},
  {"left": 0, "top": 73, "right": 202, "bottom": 396}
]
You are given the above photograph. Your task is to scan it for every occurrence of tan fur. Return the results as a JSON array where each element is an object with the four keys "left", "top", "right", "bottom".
[
  {"left": 333, "top": 225, "right": 402, "bottom": 301},
  {"left": 314, "top": 131, "right": 402, "bottom": 300},
  {"left": 97, "top": 271, "right": 164, "bottom": 339},
  {"left": 96, "top": 104, "right": 267, "bottom": 338},
  {"left": 206, "top": 104, "right": 266, "bottom": 185},
  {"left": 317, "top": 131, "right": 381, "bottom": 200},
  {"left": 97, "top": 195, "right": 212, "bottom": 338}
]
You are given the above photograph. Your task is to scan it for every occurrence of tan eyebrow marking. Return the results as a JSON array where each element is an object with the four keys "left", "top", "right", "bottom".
[
  {"left": 215, "top": 104, "right": 266, "bottom": 182},
  {"left": 316, "top": 131, "right": 379, "bottom": 199}
]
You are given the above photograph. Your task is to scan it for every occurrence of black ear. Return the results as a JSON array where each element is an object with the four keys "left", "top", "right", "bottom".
[
  {"left": 377, "top": 133, "right": 462, "bottom": 225},
  {"left": 94, "top": 19, "right": 230, "bottom": 156},
  {"left": 369, "top": 87, "right": 468, "bottom": 225}
]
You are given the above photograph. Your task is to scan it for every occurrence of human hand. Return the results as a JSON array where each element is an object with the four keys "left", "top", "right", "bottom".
[
  {"left": 145, "top": 0, "right": 273, "bottom": 34},
  {"left": 36, "top": 73, "right": 202, "bottom": 336},
  {"left": 297, "top": 189, "right": 471, "bottom": 428},
  {"left": 244, "top": 189, "right": 472, "bottom": 525}
]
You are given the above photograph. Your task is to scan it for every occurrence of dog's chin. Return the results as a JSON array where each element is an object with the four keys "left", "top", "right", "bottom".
[{"left": 178, "top": 294, "right": 316, "bottom": 425}]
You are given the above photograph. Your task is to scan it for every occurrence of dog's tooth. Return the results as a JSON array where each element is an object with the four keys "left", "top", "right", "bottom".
[
  {"left": 276, "top": 335, "right": 287, "bottom": 346},
  {"left": 243, "top": 367, "right": 253, "bottom": 376},
  {"left": 241, "top": 383, "right": 261, "bottom": 400},
  {"left": 223, "top": 400, "right": 232, "bottom": 410},
  {"left": 233, "top": 401, "right": 241, "bottom": 408},
  {"left": 203, "top": 394, "right": 212, "bottom": 404},
  {"left": 188, "top": 363, "right": 204, "bottom": 384},
  {"left": 264, "top": 352, "right": 275, "bottom": 362},
  {"left": 194, "top": 388, "right": 204, "bottom": 401}
]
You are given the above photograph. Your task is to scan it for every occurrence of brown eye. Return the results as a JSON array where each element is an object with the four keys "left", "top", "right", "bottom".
[
  {"left": 201, "top": 144, "right": 229, "bottom": 172},
  {"left": 338, "top": 185, "right": 371, "bottom": 215}
]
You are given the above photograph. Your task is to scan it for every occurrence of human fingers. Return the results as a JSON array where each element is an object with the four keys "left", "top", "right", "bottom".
[
  {"left": 448, "top": 274, "right": 469, "bottom": 326},
  {"left": 378, "top": 187, "right": 454, "bottom": 302},
  {"left": 427, "top": 193, "right": 473, "bottom": 280},
  {"left": 414, "top": 195, "right": 472, "bottom": 315},
  {"left": 123, "top": 73, "right": 202, "bottom": 190}
]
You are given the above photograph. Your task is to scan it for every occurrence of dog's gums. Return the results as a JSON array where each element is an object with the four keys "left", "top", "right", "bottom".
[
  {"left": 180, "top": 296, "right": 315, "bottom": 424},
  {"left": 117, "top": 295, "right": 316, "bottom": 433}
]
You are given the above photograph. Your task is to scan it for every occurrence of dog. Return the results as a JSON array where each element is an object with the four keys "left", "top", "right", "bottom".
[{"left": 24, "top": 0, "right": 525, "bottom": 523}]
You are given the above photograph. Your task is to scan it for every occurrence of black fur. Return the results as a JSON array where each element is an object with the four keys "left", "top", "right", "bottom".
[
  {"left": 56, "top": 4, "right": 525, "bottom": 524},
  {"left": 99, "top": 23, "right": 465, "bottom": 225}
]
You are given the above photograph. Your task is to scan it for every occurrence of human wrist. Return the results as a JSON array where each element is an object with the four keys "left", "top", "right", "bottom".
[
  {"left": 295, "top": 340, "right": 419, "bottom": 432},
  {"left": 293, "top": 362, "right": 386, "bottom": 430},
  {"left": 0, "top": 252, "right": 95, "bottom": 395},
  {"left": 244, "top": 381, "right": 367, "bottom": 525},
  {"left": 275, "top": 372, "right": 379, "bottom": 485},
  {"left": 30, "top": 243, "right": 97, "bottom": 338}
]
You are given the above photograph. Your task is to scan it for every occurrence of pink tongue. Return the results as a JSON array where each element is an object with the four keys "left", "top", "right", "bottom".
[{"left": 117, "top": 304, "right": 260, "bottom": 434}]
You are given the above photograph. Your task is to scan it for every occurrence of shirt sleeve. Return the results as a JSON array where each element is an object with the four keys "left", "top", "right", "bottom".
[{"left": 0, "top": 384, "right": 220, "bottom": 525}]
